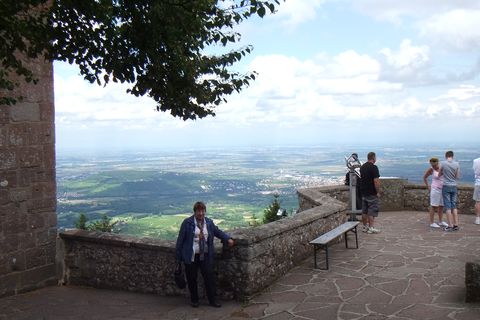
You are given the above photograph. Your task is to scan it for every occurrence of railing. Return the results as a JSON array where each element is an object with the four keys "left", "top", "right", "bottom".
[
  {"left": 58, "top": 178, "right": 474, "bottom": 300},
  {"left": 59, "top": 190, "right": 347, "bottom": 300}
]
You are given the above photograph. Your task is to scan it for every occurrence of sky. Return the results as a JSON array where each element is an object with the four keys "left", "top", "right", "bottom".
[{"left": 54, "top": 0, "right": 480, "bottom": 152}]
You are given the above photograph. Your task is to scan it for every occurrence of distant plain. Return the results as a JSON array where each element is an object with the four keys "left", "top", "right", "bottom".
[{"left": 57, "top": 145, "right": 478, "bottom": 239}]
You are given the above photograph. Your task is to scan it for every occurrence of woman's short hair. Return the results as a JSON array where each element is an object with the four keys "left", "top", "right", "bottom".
[
  {"left": 193, "top": 201, "right": 206, "bottom": 213},
  {"left": 429, "top": 157, "right": 439, "bottom": 164}
]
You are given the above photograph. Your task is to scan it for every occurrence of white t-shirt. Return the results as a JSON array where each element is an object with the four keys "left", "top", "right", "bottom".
[
  {"left": 192, "top": 218, "right": 208, "bottom": 261},
  {"left": 473, "top": 157, "right": 480, "bottom": 185}
]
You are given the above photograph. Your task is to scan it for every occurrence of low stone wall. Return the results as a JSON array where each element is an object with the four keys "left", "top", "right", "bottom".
[
  {"left": 299, "top": 178, "right": 408, "bottom": 212},
  {"left": 57, "top": 179, "right": 476, "bottom": 300},
  {"left": 404, "top": 184, "right": 475, "bottom": 214},
  {"left": 303, "top": 179, "right": 475, "bottom": 215},
  {"left": 465, "top": 260, "right": 480, "bottom": 302},
  {"left": 59, "top": 190, "right": 347, "bottom": 300},
  {"left": 298, "top": 185, "right": 349, "bottom": 211}
]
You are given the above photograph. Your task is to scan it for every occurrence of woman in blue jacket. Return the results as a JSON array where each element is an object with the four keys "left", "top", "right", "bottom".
[{"left": 175, "top": 201, "right": 234, "bottom": 308}]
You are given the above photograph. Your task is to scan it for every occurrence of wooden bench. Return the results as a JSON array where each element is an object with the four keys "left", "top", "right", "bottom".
[{"left": 309, "top": 221, "right": 360, "bottom": 270}]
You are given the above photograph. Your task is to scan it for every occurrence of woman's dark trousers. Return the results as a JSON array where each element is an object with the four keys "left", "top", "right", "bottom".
[{"left": 184, "top": 255, "right": 216, "bottom": 304}]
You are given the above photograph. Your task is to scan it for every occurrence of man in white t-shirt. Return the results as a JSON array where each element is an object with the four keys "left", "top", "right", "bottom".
[{"left": 473, "top": 157, "right": 480, "bottom": 225}]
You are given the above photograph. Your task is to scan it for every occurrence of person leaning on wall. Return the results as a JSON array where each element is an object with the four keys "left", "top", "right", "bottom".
[{"left": 175, "top": 201, "right": 234, "bottom": 308}]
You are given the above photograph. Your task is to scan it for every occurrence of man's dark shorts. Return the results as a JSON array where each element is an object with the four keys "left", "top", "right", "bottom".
[{"left": 362, "top": 195, "right": 379, "bottom": 217}]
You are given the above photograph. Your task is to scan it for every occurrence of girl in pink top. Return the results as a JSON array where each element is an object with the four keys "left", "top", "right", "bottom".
[{"left": 423, "top": 157, "right": 446, "bottom": 228}]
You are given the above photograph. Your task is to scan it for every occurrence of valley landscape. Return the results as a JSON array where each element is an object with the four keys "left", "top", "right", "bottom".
[{"left": 57, "top": 145, "right": 477, "bottom": 239}]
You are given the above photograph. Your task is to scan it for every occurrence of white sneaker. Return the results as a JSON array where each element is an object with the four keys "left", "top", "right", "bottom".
[
  {"left": 362, "top": 225, "right": 369, "bottom": 232},
  {"left": 430, "top": 222, "right": 440, "bottom": 228},
  {"left": 475, "top": 217, "right": 480, "bottom": 225},
  {"left": 440, "top": 221, "right": 448, "bottom": 227},
  {"left": 367, "top": 227, "right": 380, "bottom": 234}
]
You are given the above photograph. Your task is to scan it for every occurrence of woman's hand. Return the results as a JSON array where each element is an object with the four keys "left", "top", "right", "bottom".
[{"left": 227, "top": 238, "right": 235, "bottom": 247}]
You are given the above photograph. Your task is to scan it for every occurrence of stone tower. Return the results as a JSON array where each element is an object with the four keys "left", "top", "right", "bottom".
[{"left": 0, "top": 55, "right": 57, "bottom": 297}]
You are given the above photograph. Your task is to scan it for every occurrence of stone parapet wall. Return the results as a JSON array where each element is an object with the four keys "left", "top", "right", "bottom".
[
  {"left": 0, "top": 56, "right": 57, "bottom": 297},
  {"left": 299, "top": 178, "right": 409, "bottom": 212},
  {"left": 58, "top": 231, "right": 180, "bottom": 295},
  {"left": 298, "top": 185, "right": 349, "bottom": 211},
  {"left": 404, "top": 184, "right": 475, "bottom": 214},
  {"left": 465, "top": 260, "right": 480, "bottom": 302},
  {"left": 59, "top": 190, "right": 347, "bottom": 300}
]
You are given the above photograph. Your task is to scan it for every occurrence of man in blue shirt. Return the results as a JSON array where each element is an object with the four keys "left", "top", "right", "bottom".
[{"left": 441, "top": 151, "right": 460, "bottom": 231}]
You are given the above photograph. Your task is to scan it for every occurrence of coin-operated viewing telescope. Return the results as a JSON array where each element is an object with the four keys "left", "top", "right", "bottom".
[{"left": 344, "top": 153, "right": 362, "bottom": 221}]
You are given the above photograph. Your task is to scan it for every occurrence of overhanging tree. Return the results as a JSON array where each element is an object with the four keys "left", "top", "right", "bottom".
[{"left": 0, "top": 0, "right": 282, "bottom": 119}]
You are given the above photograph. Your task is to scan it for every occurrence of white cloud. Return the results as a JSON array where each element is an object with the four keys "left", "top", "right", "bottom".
[
  {"left": 380, "top": 40, "right": 429, "bottom": 70},
  {"left": 352, "top": 0, "right": 480, "bottom": 24},
  {"left": 215, "top": 51, "right": 423, "bottom": 125},
  {"left": 430, "top": 85, "right": 480, "bottom": 117},
  {"left": 54, "top": 66, "right": 190, "bottom": 130},
  {"left": 420, "top": 9, "right": 480, "bottom": 51},
  {"left": 274, "top": 0, "right": 327, "bottom": 27},
  {"left": 379, "top": 39, "right": 430, "bottom": 83},
  {"left": 55, "top": 35, "right": 480, "bottom": 140},
  {"left": 438, "top": 85, "right": 480, "bottom": 101},
  {"left": 352, "top": 1, "right": 480, "bottom": 52}
]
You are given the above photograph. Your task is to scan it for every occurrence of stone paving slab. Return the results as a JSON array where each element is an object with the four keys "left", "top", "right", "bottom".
[{"left": 1, "top": 211, "right": 480, "bottom": 320}]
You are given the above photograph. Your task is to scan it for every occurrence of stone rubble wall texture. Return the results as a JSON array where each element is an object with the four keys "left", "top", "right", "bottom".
[
  {"left": 59, "top": 191, "right": 347, "bottom": 300},
  {"left": 465, "top": 260, "right": 480, "bottom": 302},
  {"left": 57, "top": 179, "right": 477, "bottom": 300},
  {"left": 305, "top": 179, "right": 475, "bottom": 214},
  {"left": 0, "top": 55, "right": 57, "bottom": 297},
  {"left": 404, "top": 184, "right": 475, "bottom": 214},
  {"left": 301, "top": 178, "right": 408, "bottom": 212}
]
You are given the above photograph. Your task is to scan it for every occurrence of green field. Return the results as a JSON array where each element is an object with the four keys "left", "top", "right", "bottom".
[{"left": 57, "top": 168, "right": 299, "bottom": 239}]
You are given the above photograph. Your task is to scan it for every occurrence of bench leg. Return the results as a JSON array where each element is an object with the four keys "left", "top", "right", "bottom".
[
  {"left": 354, "top": 226, "right": 359, "bottom": 248},
  {"left": 313, "top": 244, "right": 329, "bottom": 270},
  {"left": 344, "top": 227, "right": 359, "bottom": 249},
  {"left": 325, "top": 245, "right": 329, "bottom": 270}
]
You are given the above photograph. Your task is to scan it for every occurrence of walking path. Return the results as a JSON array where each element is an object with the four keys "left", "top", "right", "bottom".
[{"left": 2, "top": 211, "right": 480, "bottom": 319}]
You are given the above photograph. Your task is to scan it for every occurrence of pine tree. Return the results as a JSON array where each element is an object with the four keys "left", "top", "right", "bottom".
[
  {"left": 74, "top": 213, "right": 88, "bottom": 230},
  {"left": 263, "top": 194, "right": 281, "bottom": 223}
]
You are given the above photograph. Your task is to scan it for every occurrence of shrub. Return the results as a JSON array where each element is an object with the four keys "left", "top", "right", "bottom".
[
  {"left": 88, "top": 214, "right": 117, "bottom": 232},
  {"left": 263, "top": 194, "right": 281, "bottom": 224},
  {"left": 74, "top": 213, "right": 117, "bottom": 232},
  {"left": 74, "top": 213, "right": 88, "bottom": 230}
]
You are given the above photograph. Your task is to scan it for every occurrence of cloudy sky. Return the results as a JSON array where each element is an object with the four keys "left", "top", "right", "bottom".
[{"left": 54, "top": 0, "right": 480, "bottom": 152}]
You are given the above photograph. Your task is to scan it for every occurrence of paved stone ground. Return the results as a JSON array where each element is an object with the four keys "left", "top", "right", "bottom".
[{"left": 2, "top": 211, "right": 480, "bottom": 320}]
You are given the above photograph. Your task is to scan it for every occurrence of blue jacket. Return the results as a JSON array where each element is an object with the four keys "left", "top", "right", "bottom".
[{"left": 175, "top": 215, "right": 231, "bottom": 264}]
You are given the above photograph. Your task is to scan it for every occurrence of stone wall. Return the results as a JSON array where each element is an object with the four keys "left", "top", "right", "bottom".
[
  {"left": 59, "top": 190, "right": 347, "bottom": 300},
  {"left": 299, "top": 178, "right": 409, "bottom": 212},
  {"left": 0, "top": 56, "right": 57, "bottom": 297},
  {"left": 465, "top": 260, "right": 480, "bottom": 302},
  {"left": 404, "top": 184, "right": 475, "bottom": 214},
  {"left": 298, "top": 185, "right": 349, "bottom": 211},
  {"left": 56, "top": 178, "right": 476, "bottom": 300}
]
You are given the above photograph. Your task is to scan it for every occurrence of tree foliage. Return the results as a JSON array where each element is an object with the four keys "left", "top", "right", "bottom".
[
  {"left": 74, "top": 213, "right": 117, "bottom": 232},
  {"left": 1, "top": 0, "right": 282, "bottom": 119},
  {"left": 263, "top": 193, "right": 281, "bottom": 224},
  {"left": 74, "top": 213, "right": 88, "bottom": 230}
]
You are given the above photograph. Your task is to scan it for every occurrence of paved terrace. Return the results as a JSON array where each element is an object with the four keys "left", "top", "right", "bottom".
[{"left": 2, "top": 211, "right": 480, "bottom": 320}]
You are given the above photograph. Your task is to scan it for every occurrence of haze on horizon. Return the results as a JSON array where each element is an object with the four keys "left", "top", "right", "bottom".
[{"left": 54, "top": 1, "right": 480, "bottom": 152}]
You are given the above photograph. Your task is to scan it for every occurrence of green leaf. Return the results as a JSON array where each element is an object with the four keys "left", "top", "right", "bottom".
[{"left": 257, "top": 6, "right": 266, "bottom": 18}]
